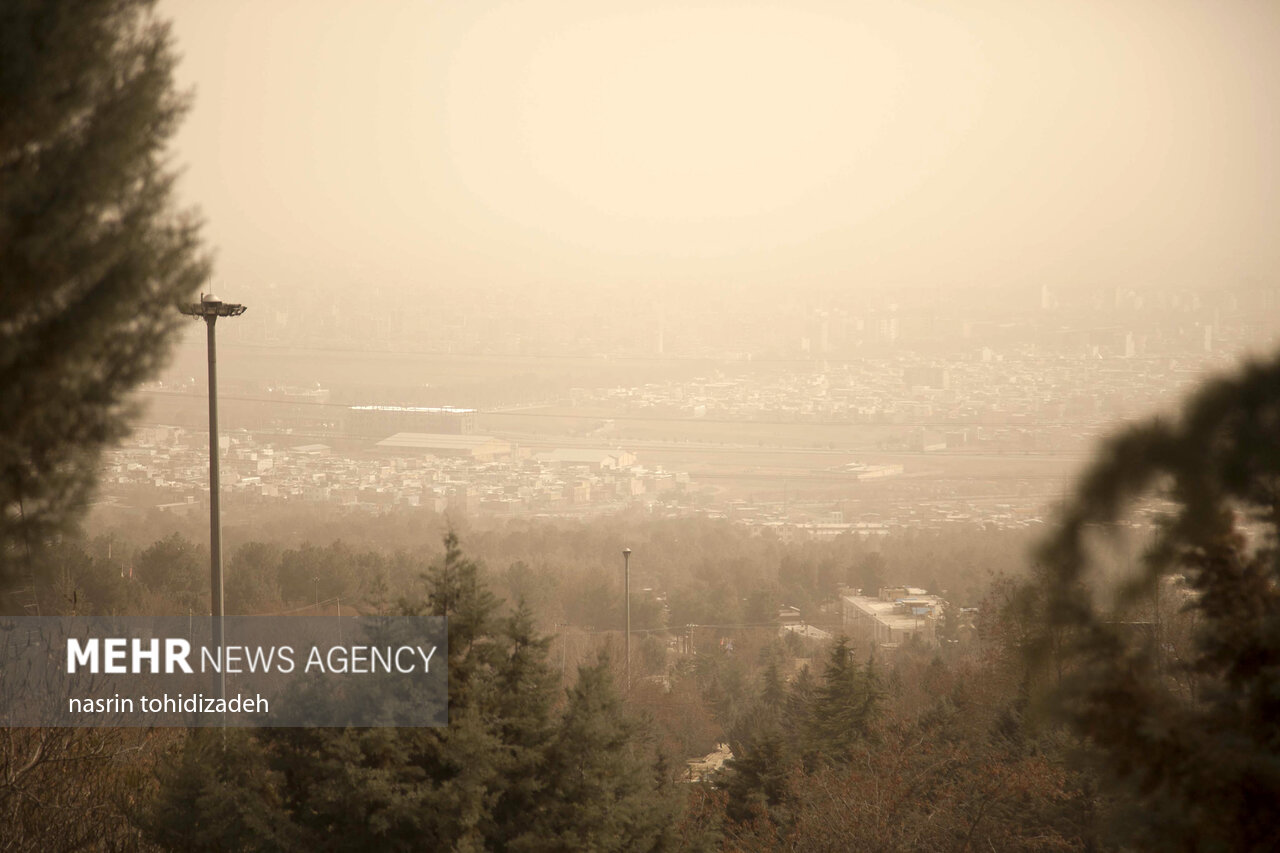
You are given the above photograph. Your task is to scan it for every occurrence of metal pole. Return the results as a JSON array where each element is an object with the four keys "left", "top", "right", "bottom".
[
  {"left": 180, "top": 293, "right": 244, "bottom": 709},
  {"left": 205, "top": 315, "right": 225, "bottom": 702},
  {"left": 623, "top": 548, "right": 631, "bottom": 692}
]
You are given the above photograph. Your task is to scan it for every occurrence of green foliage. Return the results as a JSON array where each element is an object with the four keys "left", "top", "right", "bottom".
[
  {"left": 141, "top": 729, "right": 288, "bottom": 852},
  {"left": 225, "top": 541, "right": 282, "bottom": 613},
  {"left": 1030, "top": 351, "right": 1280, "bottom": 850},
  {"left": 742, "top": 587, "right": 779, "bottom": 625},
  {"left": 1, "top": 0, "right": 209, "bottom": 574},
  {"left": 417, "top": 530, "right": 504, "bottom": 714},
  {"left": 141, "top": 533, "right": 682, "bottom": 852},
  {"left": 720, "top": 636, "right": 884, "bottom": 830},
  {"left": 937, "top": 602, "right": 960, "bottom": 645},
  {"left": 487, "top": 602, "right": 561, "bottom": 846},
  {"left": 807, "top": 637, "right": 883, "bottom": 761},
  {"left": 87, "top": 504, "right": 1027, "bottom": 624},
  {"left": 720, "top": 643, "right": 1098, "bottom": 851},
  {"left": 520, "top": 653, "right": 680, "bottom": 852},
  {"left": 134, "top": 531, "right": 205, "bottom": 611},
  {"left": 16, "top": 536, "right": 134, "bottom": 616},
  {"left": 849, "top": 550, "right": 886, "bottom": 595}
]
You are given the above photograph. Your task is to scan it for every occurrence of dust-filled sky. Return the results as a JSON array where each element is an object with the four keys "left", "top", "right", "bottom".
[{"left": 163, "top": 0, "right": 1279, "bottom": 297}]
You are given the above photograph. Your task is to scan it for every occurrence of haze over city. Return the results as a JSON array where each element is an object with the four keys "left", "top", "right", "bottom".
[
  {"left": 124, "top": 0, "right": 1280, "bottom": 535},
  {"left": 5, "top": 1, "right": 1280, "bottom": 848},
  {"left": 164, "top": 0, "right": 1280, "bottom": 298}
]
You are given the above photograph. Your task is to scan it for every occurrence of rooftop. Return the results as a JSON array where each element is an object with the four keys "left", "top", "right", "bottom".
[
  {"left": 350, "top": 405, "right": 476, "bottom": 414},
  {"left": 538, "top": 449, "right": 626, "bottom": 465},
  {"left": 843, "top": 592, "right": 946, "bottom": 632},
  {"left": 376, "top": 433, "right": 506, "bottom": 451}
]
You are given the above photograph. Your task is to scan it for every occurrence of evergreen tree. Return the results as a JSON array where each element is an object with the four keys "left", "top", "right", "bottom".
[
  {"left": 784, "top": 664, "right": 816, "bottom": 746},
  {"left": 418, "top": 530, "right": 504, "bottom": 713},
  {"left": 141, "top": 533, "right": 684, "bottom": 851},
  {"left": 134, "top": 531, "right": 203, "bottom": 606},
  {"left": 721, "top": 725, "right": 793, "bottom": 828},
  {"left": 524, "top": 653, "right": 680, "bottom": 852},
  {"left": 807, "top": 636, "right": 882, "bottom": 763},
  {"left": 937, "top": 602, "right": 961, "bottom": 645},
  {"left": 487, "top": 601, "right": 561, "bottom": 850},
  {"left": 140, "top": 729, "right": 291, "bottom": 852},
  {"left": 759, "top": 655, "right": 786, "bottom": 714},
  {"left": 226, "top": 541, "right": 283, "bottom": 613},
  {"left": 1032, "top": 351, "right": 1280, "bottom": 850},
  {"left": 1, "top": 0, "right": 209, "bottom": 574},
  {"left": 721, "top": 653, "right": 798, "bottom": 827}
]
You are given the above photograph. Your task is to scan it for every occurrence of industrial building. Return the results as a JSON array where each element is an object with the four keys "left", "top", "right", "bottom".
[
  {"left": 375, "top": 432, "right": 510, "bottom": 460},
  {"left": 535, "top": 448, "right": 637, "bottom": 470},
  {"left": 343, "top": 405, "right": 476, "bottom": 438},
  {"left": 841, "top": 587, "right": 946, "bottom": 647}
]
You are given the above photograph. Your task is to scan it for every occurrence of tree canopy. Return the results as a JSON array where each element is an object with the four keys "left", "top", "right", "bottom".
[
  {"left": 1, "top": 0, "right": 208, "bottom": 576},
  {"left": 140, "top": 533, "right": 682, "bottom": 851},
  {"left": 1030, "top": 350, "right": 1280, "bottom": 850}
]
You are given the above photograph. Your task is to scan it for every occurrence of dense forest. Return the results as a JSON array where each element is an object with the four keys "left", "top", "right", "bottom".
[{"left": 4, "top": 519, "right": 1076, "bottom": 850}]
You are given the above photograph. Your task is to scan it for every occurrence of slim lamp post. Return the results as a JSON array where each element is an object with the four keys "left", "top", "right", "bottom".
[
  {"left": 178, "top": 293, "right": 246, "bottom": 701},
  {"left": 622, "top": 547, "right": 632, "bottom": 692}
]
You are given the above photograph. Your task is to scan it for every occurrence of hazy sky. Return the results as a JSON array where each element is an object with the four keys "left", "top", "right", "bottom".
[{"left": 163, "top": 0, "right": 1280, "bottom": 298}]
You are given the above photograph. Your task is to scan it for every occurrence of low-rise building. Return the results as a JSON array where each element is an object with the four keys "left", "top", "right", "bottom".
[
  {"left": 842, "top": 587, "right": 946, "bottom": 647},
  {"left": 376, "top": 432, "right": 511, "bottom": 460}
]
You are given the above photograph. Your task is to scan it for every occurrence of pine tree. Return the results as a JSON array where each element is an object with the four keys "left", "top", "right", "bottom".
[
  {"left": 134, "top": 531, "right": 204, "bottom": 607},
  {"left": 721, "top": 726, "right": 793, "bottom": 828},
  {"left": 721, "top": 649, "right": 802, "bottom": 828},
  {"left": 140, "top": 534, "right": 687, "bottom": 851},
  {"left": 784, "top": 664, "right": 816, "bottom": 747},
  {"left": 486, "top": 601, "right": 561, "bottom": 850},
  {"left": 1032, "top": 351, "right": 1280, "bottom": 850},
  {"left": 759, "top": 655, "right": 786, "bottom": 714},
  {"left": 142, "top": 533, "right": 514, "bottom": 850},
  {"left": 1, "top": 0, "right": 209, "bottom": 574},
  {"left": 526, "top": 653, "right": 680, "bottom": 852},
  {"left": 139, "top": 729, "right": 292, "bottom": 852},
  {"left": 807, "top": 636, "right": 882, "bottom": 763},
  {"left": 418, "top": 530, "right": 503, "bottom": 712}
]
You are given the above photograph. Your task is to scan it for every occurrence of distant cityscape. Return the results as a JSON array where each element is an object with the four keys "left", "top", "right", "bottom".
[
  {"left": 210, "top": 278, "right": 1276, "bottom": 362},
  {"left": 102, "top": 279, "right": 1275, "bottom": 536}
]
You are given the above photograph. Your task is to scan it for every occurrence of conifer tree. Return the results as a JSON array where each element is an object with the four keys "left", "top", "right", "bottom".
[
  {"left": 807, "top": 636, "right": 882, "bottom": 762},
  {"left": 140, "top": 729, "right": 291, "bottom": 852},
  {"left": 141, "top": 534, "right": 686, "bottom": 851},
  {"left": 1, "top": 0, "right": 209, "bottom": 574},
  {"left": 420, "top": 530, "right": 503, "bottom": 711},
  {"left": 1032, "top": 351, "right": 1280, "bottom": 850},
  {"left": 759, "top": 655, "right": 786, "bottom": 714},
  {"left": 784, "top": 664, "right": 816, "bottom": 735},
  {"left": 721, "top": 727, "right": 793, "bottom": 828},
  {"left": 722, "top": 654, "right": 799, "bottom": 827},
  {"left": 487, "top": 601, "right": 561, "bottom": 849},
  {"left": 527, "top": 653, "right": 680, "bottom": 852}
]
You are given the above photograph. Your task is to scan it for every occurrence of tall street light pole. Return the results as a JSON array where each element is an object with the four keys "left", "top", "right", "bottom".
[
  {"left": 622, "top": 547, "right": 632, "bottom": 692},
  {"left": 178, "top": 293, "right": 246, "bottom": 702}
]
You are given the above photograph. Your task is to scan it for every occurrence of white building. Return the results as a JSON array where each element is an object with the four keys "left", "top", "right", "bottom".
[{"left": 841, "top": 586, "right": 946, "bottom": 647}]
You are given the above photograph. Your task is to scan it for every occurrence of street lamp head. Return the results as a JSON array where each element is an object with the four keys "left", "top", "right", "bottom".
[
  {"left": 179, "top": 292, "right": 247, "bottom": 318},
  {"left": 622, "top": 547, "right": 631, "bottom": 558}
]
